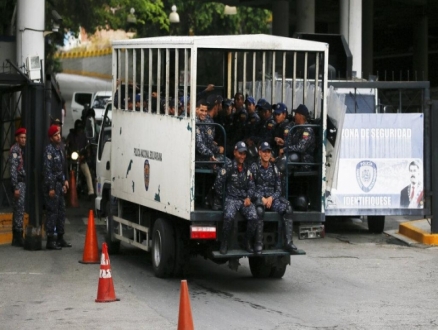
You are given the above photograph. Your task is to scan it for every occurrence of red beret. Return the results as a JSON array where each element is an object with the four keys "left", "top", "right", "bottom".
[
  {"left": 15, "top": 128, "right": 26, "bottom": 136},
  {"left": 48, "top": 125, "right": 60, "bottom": 137}
]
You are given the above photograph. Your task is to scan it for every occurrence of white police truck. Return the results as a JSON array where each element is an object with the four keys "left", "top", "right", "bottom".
[{"left": 94, "top": 34, "right": 330, "bottom": 278}]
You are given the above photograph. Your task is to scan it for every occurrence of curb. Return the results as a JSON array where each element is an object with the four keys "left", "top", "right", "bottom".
[
  {"left": 0, "top": 213, "right": 29, "bottom": 245},
  {"left": 398, "top": 220, "right": 438, "bottom": 245}
]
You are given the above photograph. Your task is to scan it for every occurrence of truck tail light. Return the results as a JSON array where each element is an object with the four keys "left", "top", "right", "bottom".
[{"left": 190, "top": 226, "right": 216, "bottom": 239}]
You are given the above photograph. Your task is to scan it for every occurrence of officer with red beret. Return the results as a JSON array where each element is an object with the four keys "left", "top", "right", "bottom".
[
  {"left": 43, "top": 125, "right": 72, "bottom": 250},
  {"left": 9, "top": 127, "right": 27, "bottom": 247}
]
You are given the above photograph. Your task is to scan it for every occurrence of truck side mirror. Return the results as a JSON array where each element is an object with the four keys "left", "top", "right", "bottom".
[{"left": 85, "top": 117, "right": 96, "bottom": 140}]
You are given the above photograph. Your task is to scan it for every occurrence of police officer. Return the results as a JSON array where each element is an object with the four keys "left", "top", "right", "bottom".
[
  {"left": 251, "top": 141, "right": 298, "bottom": 253},
  {"left": 272, "top": 102, "right": 291, "bottom": 157},
  {"left": 9, "top": 127, "right": 27, "bottom": 247},
  {"left": 43, "top": 125, "right": 72, "bottom": 250},
  {"left": 213, "top": 141, "right": 259, "bottom": 255},
  {"left": 281, "top": 104, "right": 316, "bottom": 169},
  {"left": 215, "top": 98, "right": 234, "bottom": 158},
  {"left": 244, "top": 96, "right": 260, "bottom": 144},
  {"left": 229, "top": 93, "right": 247, "bottom": 148},
  {"left": 248, "top": 98, "right": 276, "bottom": 150},
  {"left": 195, "top": 99, "right": 224, "bottom": 162}
]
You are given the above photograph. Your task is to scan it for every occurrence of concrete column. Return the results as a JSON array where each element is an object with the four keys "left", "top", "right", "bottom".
[
  {"left": 272, "top": 0, "right": 289, "bottom": 37},
  {"left": 362, "top": 0, "right": 373, "bottom": 79},
  {"left": 413, "top": 15, "right": 428, "bottom": 81},
  {"left": 296, "top": 0, "right": 315, "bottom": 33},
  {"left": 16, "top": 0, "right": 45, "bottom": 72},
  {"left": 340, "top": 0, "right": 362, "bottom": 78}
]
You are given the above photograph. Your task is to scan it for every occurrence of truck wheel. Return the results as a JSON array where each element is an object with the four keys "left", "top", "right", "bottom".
[
  {"left": 105, "top": 200, "right": 120, "bottom": 254},
  {"left": 249, "top": 257, "right": 272, "bottom": 278},
  {"left": 367, "top": 216, "right": 385, "bottom": 234},
  {"left": 270, "top": 263, "right": 287, "bottom": 279},
  {"left": 152, "top": 218, "right": 175, "bottom": 278}
]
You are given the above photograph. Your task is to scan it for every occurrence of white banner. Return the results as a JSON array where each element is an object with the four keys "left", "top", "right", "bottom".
[{"left": 326, "top": 113, "right": 424, "bottom": 210}]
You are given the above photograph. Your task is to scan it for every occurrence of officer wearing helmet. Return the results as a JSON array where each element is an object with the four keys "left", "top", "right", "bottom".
[
  {"left": 250, "top": 141, "right": 298, "bottom": 253},
  {"left": 213, "top": 141, "right": 259, "bottom": 255}
]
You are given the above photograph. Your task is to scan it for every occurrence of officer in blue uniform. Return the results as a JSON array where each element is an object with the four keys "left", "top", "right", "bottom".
[
  {"left": 251, "top": 141, "right": 298, "bottom": 253},
  {"left": 281, "top": 104, "right": 316, "bottom": 169},
  {"left": 229, "top": 93, "right": 247, "bottom": 148},
  {"left": 43, "top": 125, "right": 72, "bottom": 250},
  {"left": 213, "top": 141, "right": 260, "bottom": 254},
  {"left": 272, "top": 102, "right": 290, "bottom": 158},
  {"left": 254, "top": 98, "right": 276, "bottom": 147},
  {"left": 9, "top": 127, "right": 27, "bottom": 247},
  {"left": 195, "top": 99, "right": 224, "bottom": 162}
]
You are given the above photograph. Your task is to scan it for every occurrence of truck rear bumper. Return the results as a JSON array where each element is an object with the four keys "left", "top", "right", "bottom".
[
  {"left": 190, "top": 210, "right": 324, "bottom": 223},
  {"left": 211, "top": 248, "right": 305, "bottom": 258}
]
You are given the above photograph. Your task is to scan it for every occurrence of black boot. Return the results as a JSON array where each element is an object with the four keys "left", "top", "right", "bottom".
[
  {"left": 11, "top": 229, "right": 24, "bottom": 247},
  {"left": 46, "top": 235, "right": 62, "bottom": 250},
  {"left": 57, "top": 234, "right": 72, "bottom": 248},
  {"left": 283, "top": 217, "right": 297, "bottom": 253},
  {"left": 219, "top": 220, "right": 232, "bottom": 255},
  {"left": 253, "top": 221, "right": 264, "bottom": 255}
]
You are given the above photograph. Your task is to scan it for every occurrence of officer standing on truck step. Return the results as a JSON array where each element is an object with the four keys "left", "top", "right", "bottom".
[
  {"left": 213, "top": 141, "right": 259, "bottom": 255},
  {"left": 9, "top": 127, "right": 27, "bottom": 247},
  {"left": 251, "top": 141, "right": 298, "bottom": 253},
  {"left": 43, "top": 125, "right": 72, "bottom": 250}
]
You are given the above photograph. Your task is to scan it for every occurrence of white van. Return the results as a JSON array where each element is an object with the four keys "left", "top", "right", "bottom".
[{"left": 71, "top": 90, "right": 112, "bottom": 124}]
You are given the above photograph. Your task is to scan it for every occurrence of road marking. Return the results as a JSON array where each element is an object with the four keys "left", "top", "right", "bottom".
[{"left": 0, "top": 272, "right": 43, "bottom": 275}]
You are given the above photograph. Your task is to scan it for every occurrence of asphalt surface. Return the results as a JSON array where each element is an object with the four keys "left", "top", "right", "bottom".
[{"left": 1, "top": 197, "right": 438, "bottom": 329}]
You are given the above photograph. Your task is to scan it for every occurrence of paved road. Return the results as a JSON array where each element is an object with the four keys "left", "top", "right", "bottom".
[
  {"left": 56, "top": 73, "right": 111, "bottom": 137},
  {"left": 1, "top": 201, "right": 437, "bottom": 329}
]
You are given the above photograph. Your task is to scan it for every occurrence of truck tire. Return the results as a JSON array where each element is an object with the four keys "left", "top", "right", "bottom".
[
  {"left": 249, "top": 257, "right": 272, "bottom": 278},
  {"left": 270, "top": 263, "right": 287, "bottom": 279},
  {"left": 152, "top": 218, "right": 175, "bottom": 278},
  {"left": 105, "top": 199, "right": 120, "bottom": 254},
  {"left": 367, "top": 216, "right": 385, "bottom": 234}
]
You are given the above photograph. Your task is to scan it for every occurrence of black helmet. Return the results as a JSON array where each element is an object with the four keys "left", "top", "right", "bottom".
[
  {"left": 275, "top": 156, "right": 287, "bottom": 173},
  {"left": 292, "top": 194, "right": 309, "bottom": 211}
]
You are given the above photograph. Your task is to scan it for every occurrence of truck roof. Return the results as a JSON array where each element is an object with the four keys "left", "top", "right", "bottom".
[{"left": 111, "top": 34, "right": 328, "bottom": 52}]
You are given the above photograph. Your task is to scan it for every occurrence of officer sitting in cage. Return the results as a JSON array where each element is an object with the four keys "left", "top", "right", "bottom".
[{"left": 250, "top": 141, "right": 298, "bottom": 253}]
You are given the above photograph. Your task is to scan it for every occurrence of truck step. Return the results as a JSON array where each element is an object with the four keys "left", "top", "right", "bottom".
[{"left": 211, "top": 248, "right": 306, "bottom": 258}]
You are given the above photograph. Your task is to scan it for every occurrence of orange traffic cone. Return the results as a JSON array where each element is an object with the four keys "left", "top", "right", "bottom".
[
  {"left": 177, "top": 280, "right": 194, "bottom": 330},
  {"left": 95, "top": 242, "right": 119, "bottom": 303},
  {"left": 68, "top": 169, "right": 79, "bottom": 208},
  {"left": 79, "top": 210, "right": 100, "bottom": 264}
]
